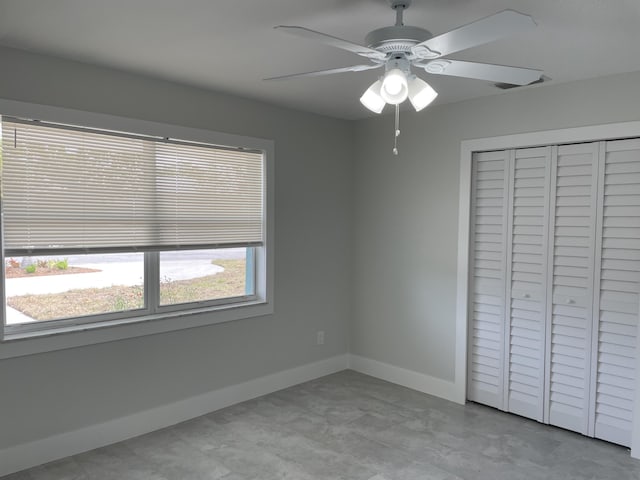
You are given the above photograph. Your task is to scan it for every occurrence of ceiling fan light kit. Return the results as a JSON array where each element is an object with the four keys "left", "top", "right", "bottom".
[
  {"left": 270, "top": 0, "right": 543, "bottom": 154},
  {"left": 359, "top": 80, "right": 386, "bottom": 114},
  {"left": 363, "top": 69, "right": 437, "bottom": 113},
  {"left": 408, "top": 75, "right": 438, "bottom": 112}
]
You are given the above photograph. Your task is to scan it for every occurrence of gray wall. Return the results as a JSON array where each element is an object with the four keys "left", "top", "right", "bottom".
[
  {"left": 352, "top": 70, "right": 640, "bottom": 382},
  {"left": 2, "top": 41, "right": 640, "bottom": 453},
  {"left": 0, "top": 46, "right": 354, "bottom": 449}
]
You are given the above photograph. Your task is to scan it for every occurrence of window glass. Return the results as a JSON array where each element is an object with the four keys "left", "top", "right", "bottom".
[
  {"left": 159, "top": 247, "right": 253, "bottom": 306},
  {"left": 5, "top": 253, "right": 144, "bottom": 325}
]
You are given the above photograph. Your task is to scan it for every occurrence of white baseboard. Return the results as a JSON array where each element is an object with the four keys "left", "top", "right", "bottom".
[
  {"left": 348, "top": 354, "right": 463, "bottom": 405},
  {"left": 1, "top": 353, "right": 465, "bottom": 477},
  {"left": 0, "top": 354, "right": 349, "bottom": 477}
]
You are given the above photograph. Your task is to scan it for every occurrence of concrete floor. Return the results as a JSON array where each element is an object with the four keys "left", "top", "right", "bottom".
[{"left": 4, "top": 370, "right": 640, "bottom": 479}]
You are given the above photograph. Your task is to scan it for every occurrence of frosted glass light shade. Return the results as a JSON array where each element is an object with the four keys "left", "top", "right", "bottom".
[
  {"left": 408, "top": 76, "right": 438, "bottom": 112},
  {"left": 380, "top": 69, "right": 409, "bottom": 105},
  {"left": 360, "top": 80, "right": 385, "bottom": 113}
]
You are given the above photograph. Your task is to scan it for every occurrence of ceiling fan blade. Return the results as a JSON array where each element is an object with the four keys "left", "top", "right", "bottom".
[
  {"left": 411, "top": 10, "right": 536, "bottom": 60},
  {"left": 264, "top": 63, "right": 382, "bottom": 81},
  {"left": 419, "top": 59, "right": 542, "bottom": 85},
  {"left": 275, "top": 26, "right": 386, "bottom": 61}
]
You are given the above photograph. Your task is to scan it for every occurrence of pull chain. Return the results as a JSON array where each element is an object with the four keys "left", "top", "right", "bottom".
[{"left": 393, "top": 104, "right": 400, "bottom": 156}]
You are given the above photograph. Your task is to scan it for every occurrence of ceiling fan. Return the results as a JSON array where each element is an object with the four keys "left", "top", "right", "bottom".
[
  {"left": 268, "top": 0, "right": 542, "bottom": 106},
  {"left": 267, "top": 0, "right": 542, "bottom": 154}
]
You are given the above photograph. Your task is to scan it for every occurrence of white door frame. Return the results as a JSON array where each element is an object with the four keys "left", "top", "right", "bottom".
[{"left": 455, "top": 120, "right": 640, "bottom": 459}]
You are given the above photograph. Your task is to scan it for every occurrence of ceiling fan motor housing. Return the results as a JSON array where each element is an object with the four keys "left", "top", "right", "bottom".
[
  {"left": 365, "top": 26, "right": 432, "bottom": 55},
  {"left": 384, "top": 55, "right": 410, "bottom": 74}
]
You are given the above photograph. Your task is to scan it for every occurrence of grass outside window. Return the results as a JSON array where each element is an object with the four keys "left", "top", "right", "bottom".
[{"left": 6, "top": 258, "right": 247, "bottom": 323}]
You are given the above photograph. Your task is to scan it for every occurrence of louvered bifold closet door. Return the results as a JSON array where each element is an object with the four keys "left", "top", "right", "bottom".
[
  {"left": 505, "top": 147, "right": 551, "bottom": 421},
  {"left": 589, "top": 139, "right": 640, "bottom": 447},
  {"left": 467, "top": 151, "right": 510, "bottom": 409},
  {"left": 545, "top": 143, "right": 600, "bottom": 435}
]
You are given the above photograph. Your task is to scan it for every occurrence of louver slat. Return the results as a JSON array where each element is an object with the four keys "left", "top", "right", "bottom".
[
  {"left": 468, "top": 151, "right": 508, "bottom": 408},
  {"left": 546, "top": 143, "right": 598, "bottom": 435},
  {"left": 507, "top": 147, "right": 550, "bottom": 421},
  {"left": 593, "top": 139, "right": 640, "bottom": 447}
]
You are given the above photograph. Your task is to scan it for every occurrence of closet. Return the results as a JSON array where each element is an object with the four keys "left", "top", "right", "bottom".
[{"left": 467, "top": 138, "right": 640, "bottom": 448}]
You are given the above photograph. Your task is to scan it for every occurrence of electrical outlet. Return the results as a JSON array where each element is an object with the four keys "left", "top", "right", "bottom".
[{"left": 316, "top": 330, "right": 325, "bottom": 345}]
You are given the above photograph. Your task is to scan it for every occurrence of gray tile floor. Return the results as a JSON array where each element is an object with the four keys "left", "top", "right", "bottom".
[{"left": 5, "top": 370, "right": 640, "bottom": 479}]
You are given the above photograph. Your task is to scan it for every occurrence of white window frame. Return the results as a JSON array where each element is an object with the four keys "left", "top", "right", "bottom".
[{"left": 0, "top": 99, "right": 274, "bottom": 359}]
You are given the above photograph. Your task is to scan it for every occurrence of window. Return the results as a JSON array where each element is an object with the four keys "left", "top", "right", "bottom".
[{"left": 1, "top": 112, "right": 272, "bottom": 345}]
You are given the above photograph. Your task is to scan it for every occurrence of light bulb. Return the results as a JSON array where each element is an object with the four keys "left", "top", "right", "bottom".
[
  {"left": 380, "top": 69, "right": 408, "bottom": 105},
  {"left": 383, "top": 76, "right": 403, "bottom": 95}
]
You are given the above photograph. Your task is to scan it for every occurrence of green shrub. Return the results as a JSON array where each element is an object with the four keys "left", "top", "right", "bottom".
[
  {"left": 25, "top": 264, "right": 36, "bottom": 274},
  {"left": 55, "top": 259, "right": 69, "bottom": 270}
]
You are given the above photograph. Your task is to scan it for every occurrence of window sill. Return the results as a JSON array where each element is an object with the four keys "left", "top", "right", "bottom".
[{"left": 0, "top": 299, "right": 273, "bottom": 360}]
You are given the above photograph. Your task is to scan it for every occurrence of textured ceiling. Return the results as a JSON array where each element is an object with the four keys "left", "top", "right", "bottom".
[{"left": 1, "top": 0, "right": 639, "bottom": 119}]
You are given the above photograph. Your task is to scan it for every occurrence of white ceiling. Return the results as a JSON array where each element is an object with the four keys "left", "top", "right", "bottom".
[{"left": 1, "top": 0, "right": 639, "bottom": 120}]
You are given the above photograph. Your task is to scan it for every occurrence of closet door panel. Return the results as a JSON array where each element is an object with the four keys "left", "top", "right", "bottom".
[
  {"left": 468, "top": 151, "right": 510, "bottom": 408},
  {"left": 546, "top": 143, "right": 599, "bottom": 435},
  {"left": 506, "top": 147, "right": 550, "bottom": 421},
  {"left": 467, "top": 138, "right": 640, "bottom": 448},
  {"left": 591, "top": 139, "right": 640, "bottom": 447}
]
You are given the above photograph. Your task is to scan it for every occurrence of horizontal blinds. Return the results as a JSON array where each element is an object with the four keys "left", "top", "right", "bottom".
[
  {"left": 1, "top": 119, "right": 264, "bottom": 254},
  {"left": 154, "top": 142, "right": 263, "bottom": 247}
]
